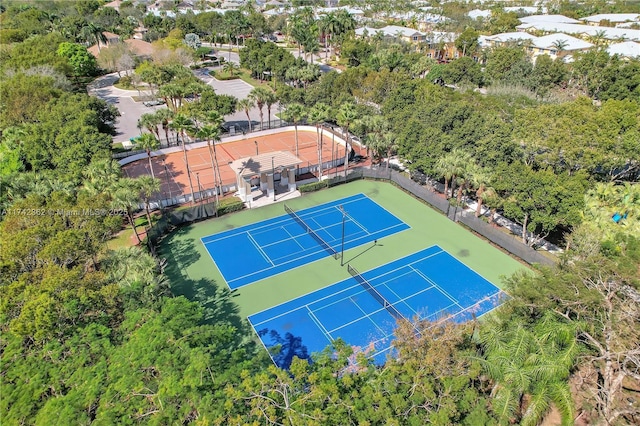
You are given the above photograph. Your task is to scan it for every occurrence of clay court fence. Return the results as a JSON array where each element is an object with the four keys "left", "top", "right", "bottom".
[{"left": 326, "top": 166, "right": 556, "bottom": 267}]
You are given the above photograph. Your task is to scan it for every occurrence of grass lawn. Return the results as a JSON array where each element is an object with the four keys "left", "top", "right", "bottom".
[{"left": 160, "top": 180, "right": 527, "bottom": 332}]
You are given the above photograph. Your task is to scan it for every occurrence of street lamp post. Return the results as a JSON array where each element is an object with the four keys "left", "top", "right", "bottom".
[
  {"left": 196, "top": 172, "right": 201, "bottom": 203},
  {"left": 255, "top": 140, "right": 258, "bottom": 155},
  {"left": 339, "top": 205, "right": 346, "bottom": 266},
  {"left": 163, "top": 159, "right": 172, "bottom": 206}
]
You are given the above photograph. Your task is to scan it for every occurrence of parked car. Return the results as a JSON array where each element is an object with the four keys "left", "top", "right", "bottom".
[{"left": 143, "top": 99, "right": 165, "bottom": 107}]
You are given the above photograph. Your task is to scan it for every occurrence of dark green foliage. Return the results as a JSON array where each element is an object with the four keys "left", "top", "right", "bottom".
[
  {"left": 216, "top": 198, "right": 245, "bottom": 215},
  {"left": 299, "top": 180, "right": 329, "bottom": 193}
]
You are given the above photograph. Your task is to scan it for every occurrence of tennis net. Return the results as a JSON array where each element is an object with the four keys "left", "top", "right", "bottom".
[
  {"left": 284, "top": 204, "right": 338, "bottom": 258},
  {"left": 347, "top": 264, "right": 404, "bottom": 321}
]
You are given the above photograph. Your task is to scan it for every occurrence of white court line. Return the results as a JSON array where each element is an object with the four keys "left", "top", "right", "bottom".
[
  {"left": 246, "top": 231, "right": 275, "bottom": 266},
  {"left": 360, "top": 248, "right": 445, "bottom": 285},
  {"left": 228, "top": 217, "right": 410, "bottom": 286},
  {"left": 306, "top": 307, "right": 334, "bottom": 344},
  {"left": 280, "top": 225, "right": 305, "bottom": 251},
  {"left": 250, "top": 247, "right": 444, "bottom": 321},
  {"left": 344, "top": 294, "right": 387, "bottom": 336},
  {"left": 410, "top": 265, "right": 465, "bottom": 311}
]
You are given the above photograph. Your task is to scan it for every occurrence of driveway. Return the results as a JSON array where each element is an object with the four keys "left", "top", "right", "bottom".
[{"left": 88, "top": 73, "right": 165, "bottom": 143}]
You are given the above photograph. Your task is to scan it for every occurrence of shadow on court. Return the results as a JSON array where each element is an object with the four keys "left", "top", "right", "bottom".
[
  {"left": 257, "top": 328, "right": 309, "bottom": 369},
  {"left": 160, "top": 227, "right": 254, "bottom": 342}
]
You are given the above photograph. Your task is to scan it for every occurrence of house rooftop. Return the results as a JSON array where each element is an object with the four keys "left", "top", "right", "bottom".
[
  {"left": 606, "top": 41, "right": 640, "bottom": 58},
  {"left": 532, "top": 33, "right": 593, "bottom": 51},
  {"left": 582, "top": 13, "right": 640, "bottom": 23},
  {"left": 520, "top": 14, "right": 581, "bottom": 25},
  {"left": 516, "top": 21, "right": 640, "bottom": 42}
]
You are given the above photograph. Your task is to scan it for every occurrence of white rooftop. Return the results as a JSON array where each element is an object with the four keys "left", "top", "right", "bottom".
[
  {"left": 504, "top": 6, "right": 543, "bottom": 15},
  {"left": 606, "top": 41, "right": 640, "bottom": 58},
  {"left": 468, "top": 9, "right": 492, "bottom": 19},
  {"left": 516, "top": 21, "right": 640, "bottom": 42},
  {"left": 356, "top": 25, "right": 424, "bottom": 38},
  {"left": 582, "top": 13, "right": 640, "bottom": 23},
  {"left": 485, "top": 32, "right": 537, "bottom": 43},
  {"left": 520, "top": 14, "right": 581, "bottom": 24},
  {"left": 532, "top": 33, "right": 593, "bottom": 51}
]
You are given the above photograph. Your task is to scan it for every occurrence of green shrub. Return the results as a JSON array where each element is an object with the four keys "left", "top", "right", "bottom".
[
  {"left": 299, "top": 181, "right": 328, "bottom": 193},
  {"left": 217, "top": 198, "right": 244, "bottom": 215},
  {"left": 114, "top": 76, "right": 133, "bottom": 89}
]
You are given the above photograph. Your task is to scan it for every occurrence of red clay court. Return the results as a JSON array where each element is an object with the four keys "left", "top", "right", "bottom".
[{"left": 123, "top": 129, "right": 368, "bottom": 201}]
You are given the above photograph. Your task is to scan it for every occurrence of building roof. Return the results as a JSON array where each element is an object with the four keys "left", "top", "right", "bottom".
[
  {"left": 230, "top": 151, "right": 302, "bottom": 178},
  {"left": 504, "top": 6, "right": 543, "bottom": 15},
  {"left": 520, "top": 14, "right": 581, "bottom": 24},
  {"left": 532, "top": 33, "right": 593, "bottom": 51},
  {"left": 582, "top": 13, "right": 640, "bottom": 23},
  {"left": 468, "top": 9, "right": 491, "bottom": 19},
  {"left": 356, "top": 25, "right": 424, "bottom": 38},
  {"left": 516, "top": 21, "right": 640, "bottom": 42},
  {"left": 606, "top": 41, "right": 640, "bottom": 58},
  {"left": 124, "top": 39, "right": 154, "bottom": 57},
  {"left": 485, "top": 32, "right": 537, "bottom": 44}
]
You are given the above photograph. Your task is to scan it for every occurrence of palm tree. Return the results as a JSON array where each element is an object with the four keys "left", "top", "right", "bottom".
[
  {"left": 264, "top": 91, "right": 278, "bottom": 129},
  {"left": 135, "top": 133, "right": 160, "bottom": 179},
  {"left": 195, "top": 124, "right": 222, "bottom": 207},
  {"left": 551, "top": 39, "right": 569, "bottom": 58},
  {"left": 236, "top": 97, "right": 255, "bottom": 133},
  {"left": 155, "top": 108, "right": 174, "bottom": 144},
  {"left": 138, "top": 113, "right": 162, "bottom": 140},
  {"left": 434, "top": 151, "right": 460, "bottom": 198},
  {"left": 82, "top": 22, "right": 108, "bottom": 52},
  {"left": 469, "top": 166, "right": 494, "bottom": 217},
  {"left": 248, "top": 87, "right": 271, "bottom": 130},
  {"left": 308, "top": 103, "right": 331, "bottom": 178},
  {"left": 222, "top": 61, "right": 240, "bottom": 77},
  {"left": 169, "top": 114, "right": 196, "bottom": 203},
  {"left": 319, "top": 13, "right": 338, "bottom": 60},
  {"left": 112, "top": 179, "right": 143, "bottom": 244},
  {"left": 280, "top": 103, "right": 306, "bottom": 157},
  {"left": 336, "top": 103, "right": 358, "bottom": 178},
  {"left": 137, "top": 176, "right": 161, "bottom": 226},
  {"left": 82, "top": 159, "right": 121, "bottom": 195},
  {"left": 477, "top": 314, "right": 579, "bottom": 426}
]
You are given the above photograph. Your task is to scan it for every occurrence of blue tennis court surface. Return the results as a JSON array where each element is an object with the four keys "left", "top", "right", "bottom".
[
  {"left": 202, "top": 194, "right": 409, "bottom": 289},
  {"left": 249, "top": 246, "right": 506, "bottom": 369}
]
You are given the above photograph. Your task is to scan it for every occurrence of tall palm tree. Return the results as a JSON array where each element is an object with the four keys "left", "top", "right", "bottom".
[
  {"left": 137, "top": 113, "right": 162, "bottom": 140},
  {"left": 435, "top": 149, "right": 468, "bottom": 198},
  {"left": 308, "top": 103, "right": 331, "bottom": 178},
  {"left": 264, "top": 91, "right": 278, "bottom": 129},
  {"left": 82, "top": 22, "right": 108, "bottom": 51},
  {"left": 155, "top": 108, "right": 174, "bottom": 144},
  {"left": 248, "top": 87, "right": 271, "bottom": 130},
  {"left": 319, "top": 13, "right": 338, "bottom": 60},
  {"left": 135, "top": 133, "right": 160, "bottom": 179},
  {"left": 280, "top": 103, "right": 306, "bottom": 157},
  {"left": 236, "top": 97, "right": 255, "bottom": 133},
  {"left": 469, "top": 166, "right": 494, "bottom": 217},
  {"left": 336, "top": 103, "right": 358, "bottom": 177},
  {"left": 112, "top": 179, "right": 143, "bottom": 244},
  {"left": 169, "top": 114, "right": 196, "bottom": 203},
  {"left": 195, "top": 124, "right": 222, "bottom": 209},
  {"left": 137, "top": 175, "right": 161, "bottom": 226}
]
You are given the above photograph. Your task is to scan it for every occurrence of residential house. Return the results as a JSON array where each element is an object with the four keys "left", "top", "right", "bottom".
[
  {"left": 516, "top": 21, "right": 640, "bottom": 43},
  {"left": 581, "top": 14, "right": 640, "bottom": 27},
  {"left": 355, "top": 26, "right": 427, "bottom": 44},
  {"left": 527, "top": 33, "right": 593, "bottom": 61},
  {"left": 519, "top": 14, "right": 581, "bottom": 25}
]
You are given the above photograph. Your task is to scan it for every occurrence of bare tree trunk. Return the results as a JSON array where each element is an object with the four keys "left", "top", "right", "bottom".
[
  {"left": 207, "top": 141, "right": 219, "bottom": 212},
  {"left": 147, "top": 153, "right": 155, "bottom": 179},
  {"left": 522, "top": 213, "right": 529, "bottom": 245},
  {"left": 181, "top": 132, "right": 196, "bottom": 204}
]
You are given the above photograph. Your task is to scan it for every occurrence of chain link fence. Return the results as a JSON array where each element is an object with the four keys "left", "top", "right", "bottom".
[{"left": 355, "top": 166, "right": 557, "bottom": 266}]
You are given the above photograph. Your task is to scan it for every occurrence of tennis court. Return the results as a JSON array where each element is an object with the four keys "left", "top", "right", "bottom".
[
  {"left": 202, "top": 193, "right": 410, "bottom": 289},
  {"left": 249, "top": 245, "right": 506, "bottom": 369}
]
